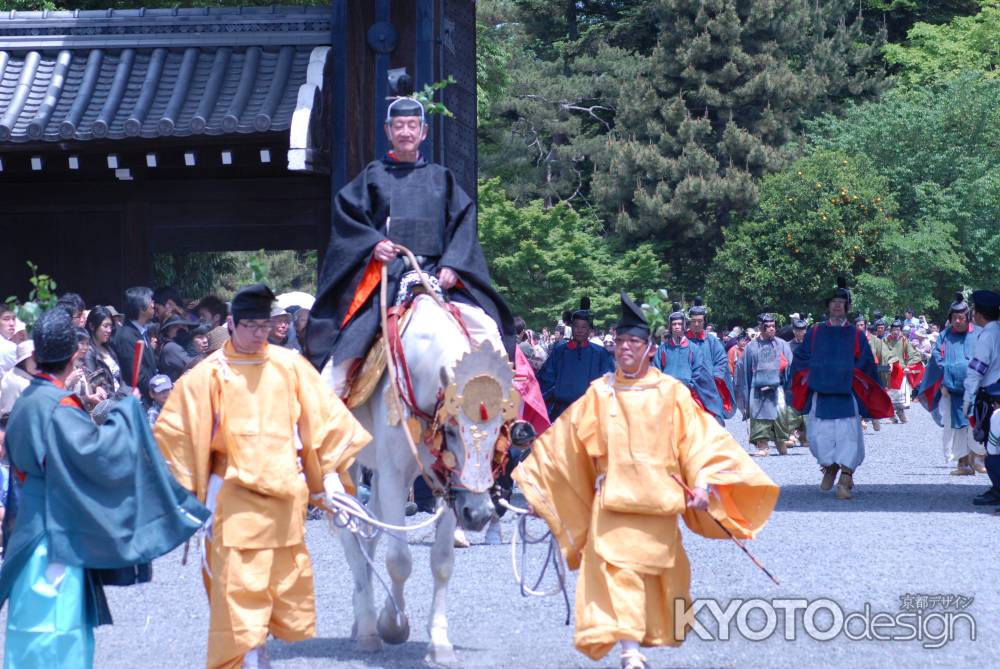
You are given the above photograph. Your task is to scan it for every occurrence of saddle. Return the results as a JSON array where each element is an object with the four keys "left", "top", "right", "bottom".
[
  {"left": 344, "top": 271, "right": 438, "bottom": 409},
  {"left": 345, "top": 305, "right": 415, "bottom": 409}
]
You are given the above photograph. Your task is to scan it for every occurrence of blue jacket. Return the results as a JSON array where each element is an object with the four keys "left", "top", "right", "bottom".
[
  {"left": 0, "top": 376, "right": 208, "bottom": 626},
  {"left": 536, "top": 340, "right": 614, "bottom": 419}
]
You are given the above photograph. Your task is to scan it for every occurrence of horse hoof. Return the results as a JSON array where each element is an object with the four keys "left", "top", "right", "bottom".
[
  {"left": 424, "top": 642, "right": 457, "bottom": 666},
  {"left": 356, "top": 634, "right": 383, "bottom": 653},
  {"left": 377, "top": 607, "right": 410, "bottom": 645}
]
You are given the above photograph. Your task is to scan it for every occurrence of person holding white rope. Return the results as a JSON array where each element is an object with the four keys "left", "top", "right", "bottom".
[
  {"left": 154, "top": 283, "right": 372, "bottom": 669},
  {"left": 512, "top": 292, "right": 779, "bottom": 669}
]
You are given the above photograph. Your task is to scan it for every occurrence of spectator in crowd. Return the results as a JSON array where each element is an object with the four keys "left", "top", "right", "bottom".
[
  {"left": 158, "top": 315, "right": 197, "bottom": 381},
  {"left": 84, "top": 306, "right": 126, "bottom": 398},
  {"left": 67, "top": 328, "right": 107, "bottom": 412},
  {"left": 147, "top": 374, "right": 173, "bottom": 426},
  {"left": 0, "top": 412, "right": 7, "bottom": 551},
  {"left": 112, "top": 286, "right": 158, "bottom": 397},
  {"left": 56, "top": 292, "right": 87, "bottom": 328},
  {"left": 0, "top": 304, "right": 22, "bottom": 376},
  {"left": 153, "top": 286, "right": 185, "bottom": 324},
  {"left": 293, "top": 308, "right": 310, "bottom": 345},
  {"left": 548, "top": 326, "right": 564, "bottom": 353},
  {"left": 0, "top": 342, "right": 35, "bottom": 417},
  {"left": 105, "top": 305, "right": 125, "bottom": 328},
  {"left": 197, "top": 295, "right": 228, "bottom": 328},
  {"left": 186, "top": 323, "right": 211, "bottom": 363},
  {"left": 268, "top": 307, "right": 293, "bottom": 348}
]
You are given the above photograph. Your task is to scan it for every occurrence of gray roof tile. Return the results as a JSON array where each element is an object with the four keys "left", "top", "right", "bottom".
[{"left": 0, "top": 6, "right": 330, "bottom": 143}]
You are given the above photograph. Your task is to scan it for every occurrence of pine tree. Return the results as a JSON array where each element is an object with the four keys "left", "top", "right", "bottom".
[{"left": 591, "top": 0, "right": 884, "bottom": 286}]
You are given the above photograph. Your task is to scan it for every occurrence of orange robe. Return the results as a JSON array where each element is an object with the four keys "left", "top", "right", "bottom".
[
  {"left": 154, "top": 342, "right": 371, "bottom": 669},
  {"left": 512, "top": 367, "right": 778, "bottom": 660}
]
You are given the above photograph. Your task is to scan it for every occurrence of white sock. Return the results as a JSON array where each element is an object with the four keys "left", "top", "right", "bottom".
[{"left": 620, "top": 639, "right": 640, "bottom": 654}]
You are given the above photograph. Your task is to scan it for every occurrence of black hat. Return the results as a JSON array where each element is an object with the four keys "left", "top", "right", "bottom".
[
  {"left": 161, "top": 314, "right": 199, "bottom": 331},
  {"left": 33, "top": 308, "right": 77, "bottom": 364},
  {"left": 828, "top": 276, "right": 852, "bottom": 305},
  {"left": 688, "top": 296, "right": 708, "bottom": 317},
  {"left": 949, "top": 291, "right": 970, "bottom": 315},
  {"left": 571, "top": 296, "right": 593, "bottom": 324},
  {"left": 872, "top": 310, "right": 882, "bottom": 320},
  {"left": 854, "top": 314, "right": 866, "bottom": 325},
  {"left": 616, "top": 292, "right": 650, "bottom": 338},
  {"left": 758, "top": 312, "right": 776, "bottom": 324},
  {"left": 792, "top": 318, "right": 808, "bottom": 329},
  {"left": 230, "top": 284, "right": 276, "bottom": 324},
  {"left": 668, "top": 301, "right": 686, "bottom": 324},
  {"left": 890, "top": 318, "right": 904, "bottom": 328},
  {"left": 385, "top": 97, "right": 425, "bottom": 124},
  {"left": 971, "top": 290, "right": 1000, "bottom": 308}
]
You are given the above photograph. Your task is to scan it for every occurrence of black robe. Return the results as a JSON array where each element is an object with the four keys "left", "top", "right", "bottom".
[{"left": 306, "top": 155, "right": 515, "bottom": 369}]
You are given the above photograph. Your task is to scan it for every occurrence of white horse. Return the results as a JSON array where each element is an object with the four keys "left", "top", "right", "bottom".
[{"left": 329, "top": 293, "right": 510, "bottom": 664}]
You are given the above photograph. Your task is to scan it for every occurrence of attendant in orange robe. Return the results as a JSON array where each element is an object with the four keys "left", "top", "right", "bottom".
[
  {"left": 513, "top": 293, "right": 779, "bottom": 669},
  {"left": 155, "top": 284, "right": 371, "bottom": 669}
]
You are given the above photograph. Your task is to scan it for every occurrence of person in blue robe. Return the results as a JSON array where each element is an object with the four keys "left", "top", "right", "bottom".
[
  {"left": 789, "top": 278, "right": 892, "bottom": 500},
  {"left": 736, "top": 313, "right": 795, "bottom": 457},
  {"left": 536, "top": 298, "right": 614, "bottom": 420},
  {"left": 917, "top": 292, "right": 983, "bottom": 475},
  {"left": 652, "top": 305, "right": 719, "bottom": 414},
  {"left": 685, "top": 297, "right": 736, "bottom": 425},
  {"left": 0, "top": 308, "right": 208, "bottom": 669}
]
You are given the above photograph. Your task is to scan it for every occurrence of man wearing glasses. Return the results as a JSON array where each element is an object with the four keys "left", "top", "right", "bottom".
[
  {"left": 155, "top": 283, "right": 372, "bottom": 668},
  {"left": 513, "top": 293, "right": 778, "bottom": 669}
]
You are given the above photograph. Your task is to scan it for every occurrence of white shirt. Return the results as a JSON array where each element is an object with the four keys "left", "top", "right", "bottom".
[
  {"left": 0, "top": 336, "right": 15, "bottom": 377},
  {"left": 963, "top": 320, "right": 1000, "bottom": 410},
  {"left": 0, "top": 366, "right": 33, "bottom": 415}
]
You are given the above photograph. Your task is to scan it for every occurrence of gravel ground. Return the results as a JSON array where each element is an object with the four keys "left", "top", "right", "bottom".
[{"left": 2, "top": 405, "right": 998, "bottom": 667}]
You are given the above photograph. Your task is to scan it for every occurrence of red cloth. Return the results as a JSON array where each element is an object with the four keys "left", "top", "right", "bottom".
[
  {"left": 715, "top": 377, "right": 733, "bottom": 414},
  {"left": 514, "top": 345, "right": 551, "bottom": 436},
  {"left": 852, "top": 369, "right": 894, "bottom": 419},
  {"left": 791, "top": 369, "right": 809, "bottom": 412},
  {"left": 888, "top": 361, "right": 905, "bottom": 390},
  {"left": 904, "top": 363, "right": 925, "bottom": 389}
]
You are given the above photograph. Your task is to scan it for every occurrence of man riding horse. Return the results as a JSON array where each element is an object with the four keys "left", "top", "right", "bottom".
[{"left": 306, "top": 96, "right": 515, "bottom": 391}]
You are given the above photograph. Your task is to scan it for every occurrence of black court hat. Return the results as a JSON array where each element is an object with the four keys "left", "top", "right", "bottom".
[
  {"left": 230, "top": 284, "right": 276, "bottom": 323},
  {"left": 616, "top": 292, "right": 650, "bottom": 338}
]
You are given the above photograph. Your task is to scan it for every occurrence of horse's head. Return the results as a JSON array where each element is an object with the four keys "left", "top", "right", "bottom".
[{"left": 438, "top": 343, "right": 521, "bottom": 531}]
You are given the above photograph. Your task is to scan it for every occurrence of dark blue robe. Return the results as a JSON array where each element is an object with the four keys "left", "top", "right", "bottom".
[
  {"left": 789, "top": 321, "right": 888, "bottom": 420},
  {"left": 536, "top": 340, "right": 614, "bottom": 420},
  {"left": 0, "top": 376, "right": 208, "bottom": 627}
]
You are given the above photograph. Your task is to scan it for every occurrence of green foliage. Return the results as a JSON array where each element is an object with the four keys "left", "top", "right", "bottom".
[
  {"left": 413, "top": 76, "right": 456, "bottom": 119},
  {"left": 882, "top": 1, "right": 1000, "bottom": 86},
  {"left": 592, "top": 0, "right": 885, "bottom": 279},
  {"left": 706, "top": 151, "right": 904, "bottom": 323},
  {"left": 153, "top": 251, "right": 316, "bottom": 301},
  {"left": 807, "top": 75, "right": 1000, "bottom": 295},
  {"left": 477, "top": 179, "right": 671, "bottom": 329},
  {"left": 5, "top": 261, "right": 59, "bottom": 334}
]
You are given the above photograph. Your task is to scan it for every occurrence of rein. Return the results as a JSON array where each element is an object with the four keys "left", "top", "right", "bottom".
[
  {"left": 378, "top": 244, "right": 475, "bottom": 496},
  {"left": 496, "top": 498, "right": 571, "bottom": 625}
]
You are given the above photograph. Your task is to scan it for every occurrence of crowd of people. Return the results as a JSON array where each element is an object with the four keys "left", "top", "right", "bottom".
[
  {"left": 0, "top": 287, "right": 313, "bottom": 431},
  {"left": 529, "top": 286, "right": 1000, "bottom": 505}
]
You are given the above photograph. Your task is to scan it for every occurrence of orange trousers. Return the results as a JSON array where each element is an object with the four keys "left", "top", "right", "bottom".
[{"left": 206, "top": 540, "right": 316, "bottom": 669}]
